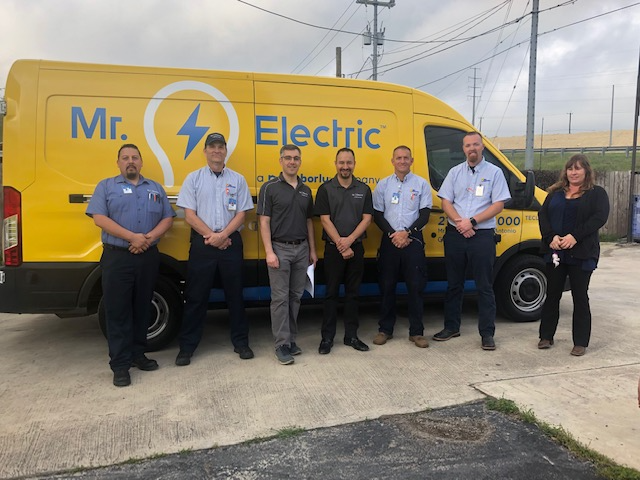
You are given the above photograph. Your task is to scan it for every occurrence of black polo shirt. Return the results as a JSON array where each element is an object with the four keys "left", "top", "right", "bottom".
[
  {"left": 314, "top": 175, "right": 374, "bottom": 242},
  {"left": 257, "top": 173, "right": 313, "bottom": 242}
]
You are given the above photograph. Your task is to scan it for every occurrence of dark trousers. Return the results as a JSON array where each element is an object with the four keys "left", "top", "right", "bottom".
[
  {"left": 322, "top": 242, "right": 365, "bottom": 341},
  {"left": 179, "top": 231, "right": 249, "bottom": 353},
  {"left": 101, "top": 246, "right": 159, "bottom": 372},
  {"left": 443, "top": 227, "right": 496, "bottom": 337},
  {"left": 539, "top": 262, "right": 593, "bottom": 347},
  {"left": 378, "top": 234, "right": 427, "bottom": 337}
]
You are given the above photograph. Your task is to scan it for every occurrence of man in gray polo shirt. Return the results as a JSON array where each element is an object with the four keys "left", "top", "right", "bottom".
[
  {"left": 257, "top": 144, "right": 318, "bottom": 365},
  {"left": 314, "top": 147, "right": 373, "bottom": 354}
]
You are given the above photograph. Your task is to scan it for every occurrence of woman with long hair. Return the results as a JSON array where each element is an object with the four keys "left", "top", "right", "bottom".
[{"left": 537, "top": 154, "right": 610, "bottom": 356}]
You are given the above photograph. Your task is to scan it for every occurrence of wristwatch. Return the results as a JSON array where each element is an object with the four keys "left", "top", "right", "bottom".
[
  {"left": 404, "top": 227, "right": 412, "bottom": 233},
  {"left": 470, "top": 217, "right": 478, "bottom": 227}
]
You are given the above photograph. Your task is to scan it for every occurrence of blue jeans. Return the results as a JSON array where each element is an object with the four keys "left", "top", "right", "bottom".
[{"left": 443, "top": 227, "right": 496, "bottom": 337}]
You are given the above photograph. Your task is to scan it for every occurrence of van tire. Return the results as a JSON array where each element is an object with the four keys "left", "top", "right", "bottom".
[
  {"left": 495, "top": 254, "right": 547, "bottom": 322},
  {"left": 98, "top": 276, "right": 183, "bottom": 352}
]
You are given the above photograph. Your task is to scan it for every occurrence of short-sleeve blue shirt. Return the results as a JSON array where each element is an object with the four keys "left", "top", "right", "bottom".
[
  {"left": 372, "top": 172, "right": 432, "bottom": 231},
  {"left": 86, "top": 174, "right": 175, "bottom": 248},
  {"left": 437, "top": 158, "right": 511, "bottom": 229},
  {"left": 176, "top": 166, "right": 253, "bottom": 232}
]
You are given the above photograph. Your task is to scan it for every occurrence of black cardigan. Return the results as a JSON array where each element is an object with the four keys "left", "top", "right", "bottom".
[{"left": 538, "top": 185, "right": 610, "bottom": 261}]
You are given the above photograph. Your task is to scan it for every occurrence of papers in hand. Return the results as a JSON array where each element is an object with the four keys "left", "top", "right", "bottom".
[{"left": 305, "top": 264, "right": 315, "bottom": 298}]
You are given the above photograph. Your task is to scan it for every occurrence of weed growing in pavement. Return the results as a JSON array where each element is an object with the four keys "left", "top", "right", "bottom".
[
  {"left": 273, "top": 426, "right": 305, "bottom": 439},
  {"left": 244, "top": 425, "right": 305, "bottom": 445},
  {"left": 485, "top": 397, "right": 640, "bottom": 480}
]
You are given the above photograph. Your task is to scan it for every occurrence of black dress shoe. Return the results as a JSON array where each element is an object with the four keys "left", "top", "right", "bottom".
[
  {"left": 113, "top": 369, "right": 131, "bottom": 387},
  {"left": 132, "top": 355, "right": 159, "bottom": 371},
  {"left": 344, "top": 337, "right": 370, "bottom": 352},
  {"left": 481, "top": 336, "right": 496, "bottom": 351},
  {"left": 318, "top": 339, "right": 333, "bottom": 355},
  {"left": 432, "top": 329, "right": 461, "bottom": 341},
  {"left": 234, "top": 346, "right": 255, "bottom": 360},
  {"left": 175, "top": 351, "right": 193, "bottom": 366}
]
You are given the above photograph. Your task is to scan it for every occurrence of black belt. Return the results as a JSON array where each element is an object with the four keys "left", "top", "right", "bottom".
[
  {"left": 273, "top": 238, "right": 306, "bottom": 245},
  {"left": 103, "top": 244, "right": 157, "bottom": 253}
]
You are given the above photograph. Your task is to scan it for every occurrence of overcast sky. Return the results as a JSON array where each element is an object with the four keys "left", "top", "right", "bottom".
[{"left": 1, "top": 0, "right": 639, "bottom": 138}]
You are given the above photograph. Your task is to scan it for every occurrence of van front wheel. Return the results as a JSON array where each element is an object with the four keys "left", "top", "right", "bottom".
[
  {"left": 495, "top": 254, "right": 547, "bottom": 322},
  {"left": 98, "top": 277, "right": 183, "bottom": 352}
]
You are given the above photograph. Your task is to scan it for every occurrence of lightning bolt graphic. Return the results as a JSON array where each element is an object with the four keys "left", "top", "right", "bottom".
[{"left": 177, "top": 104, "right": 209, "bottom": 160}]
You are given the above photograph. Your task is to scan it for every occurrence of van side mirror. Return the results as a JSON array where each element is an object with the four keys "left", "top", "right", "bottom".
[{"left": 505, "top": 171, "right": 535, "bottom": 210}]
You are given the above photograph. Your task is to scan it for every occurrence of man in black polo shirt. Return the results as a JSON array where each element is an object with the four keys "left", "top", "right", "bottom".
[
  {"left": 257, "top": 145, "right": 318, "bottom": 365},
  {"left": 314, "top": 148, "right": 373, "bottom": 354}
]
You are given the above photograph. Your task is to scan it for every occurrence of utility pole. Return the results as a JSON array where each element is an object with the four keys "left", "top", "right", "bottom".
[
  {"left": 567, "top": 112, "right": 572, "bottom": 134},
  {"left": 469, "top": 68, "right": 481, "bottom": 126},
  {"left": 609, "top": 84, "right": 615, "bottom": 147},
  {"left": 336, "top": 47, "right": 342, "bottom": 78},
  {"left": 524, "top": 0, "right": 539, "bottom": 170},
  {"left": 357, "top": 0, "right": 395, "bottom": 81}
]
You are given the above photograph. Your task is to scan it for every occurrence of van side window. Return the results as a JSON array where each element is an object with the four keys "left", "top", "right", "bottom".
[{"left": 424, "top": 126, "right": 514, "bottom": 197}]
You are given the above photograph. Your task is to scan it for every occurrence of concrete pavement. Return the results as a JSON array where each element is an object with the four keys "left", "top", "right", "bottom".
[{"left": 0, "top": 243, "right": 638, "bottom": 478}]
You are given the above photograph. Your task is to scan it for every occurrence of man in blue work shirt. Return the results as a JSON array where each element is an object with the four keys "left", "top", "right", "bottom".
[
  {"left": 433, "top": 131, "right": 511, "bottom": 350},
  {"left": 175, "top": 132, "right": 254, "bottom": 366},
  {"left": 87, "top": 144, "right": 175, "bottom": 387},
  {"left": 372, "top": 145, "right": 432, "bottom": 349}
]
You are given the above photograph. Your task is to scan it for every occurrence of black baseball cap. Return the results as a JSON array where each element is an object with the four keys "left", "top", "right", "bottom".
[{"left": 204, "top": 132, "right": 226, "bottom": 146}]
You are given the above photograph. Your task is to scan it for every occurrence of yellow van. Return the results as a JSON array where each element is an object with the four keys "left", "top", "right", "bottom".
[{"left": 0, "top": 60, "right": 547, "bottom": 350}]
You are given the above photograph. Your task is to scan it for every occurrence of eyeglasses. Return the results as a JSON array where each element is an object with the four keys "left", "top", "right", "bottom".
[{"left": 281, "top": 155, "right": 301, "bottom": 162}]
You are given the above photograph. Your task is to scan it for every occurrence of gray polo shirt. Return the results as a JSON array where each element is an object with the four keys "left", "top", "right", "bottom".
[
  {"left": 257, "top": 173, "right": 313, "bottom": 242},
  {"left": 314, "top": 175, "right": 373, "bottom": 242}
]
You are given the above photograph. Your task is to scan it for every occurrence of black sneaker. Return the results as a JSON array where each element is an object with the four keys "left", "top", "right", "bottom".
[
  {"left": 132, "top": 355, "right": 159, "bottom": 371},
  {"left": 234, "top": 346, "right": 255, "bottom": 360},
  {"left": 175, "top": 351, "right": 193, "bottom": 366},
  {"left": 275, "top": 345, "right": 294, "bottom": 365},
  {"left": 432, "top": 329, "right": 461, "bottom": 341},
  {"left": 113, "top": 369, "right": 131, "bottom": 387},
  {"left": 289, "top": 343, "right": 302, "bottom": 356},
  {"left": 481, "top": 336, "right": 496, "bottom": 351}
]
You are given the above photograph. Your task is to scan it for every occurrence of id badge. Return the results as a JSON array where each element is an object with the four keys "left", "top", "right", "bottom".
[
  {"left": 228, "top": 197, "right": 237, "bottom": 211},
  {"left": 391, "top": 192, "right": 400, "bottom": 204},
  {"left": 475, "top": 185, "right": 484, "bottom": 197}
]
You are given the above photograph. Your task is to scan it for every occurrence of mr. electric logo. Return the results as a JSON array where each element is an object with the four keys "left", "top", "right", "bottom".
[
  {"left": 71, "top": 80, "right": 239, "bottom": 187},
  {"left": 70, "top": 80, "right": 381, "bottom": 187}
]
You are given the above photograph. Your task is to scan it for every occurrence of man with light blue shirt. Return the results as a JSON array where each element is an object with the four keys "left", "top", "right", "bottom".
[
  {"left": 433, "top": 132, "right": 511, "bottom": 350},
  {"left": 372, "top": 145, "right": 432, "bottom": 349},
  {"left": 87, "top": 143, "right": 175, "bottom": 387},
  {"left": 175, "top": 132, "right": 254, "bottom": 365}
]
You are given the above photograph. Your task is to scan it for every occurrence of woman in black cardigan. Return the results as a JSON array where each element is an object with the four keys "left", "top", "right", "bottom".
[{"left": 537, "top": 154, "right": 610, "bottom": 356}]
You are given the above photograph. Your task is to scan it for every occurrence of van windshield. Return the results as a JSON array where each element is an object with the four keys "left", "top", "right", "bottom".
[{"left": 423, "top": 126, "right": 512, "bottom": 193}]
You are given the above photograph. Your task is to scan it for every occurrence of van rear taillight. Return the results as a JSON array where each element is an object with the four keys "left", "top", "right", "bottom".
[{"left": 3, "top": 187, "right": 22, "bottom": 266}]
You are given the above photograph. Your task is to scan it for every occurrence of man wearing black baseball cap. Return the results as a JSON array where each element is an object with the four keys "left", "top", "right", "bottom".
[{"left": 175, "top": 132, "right": 254, "bottom": 365}]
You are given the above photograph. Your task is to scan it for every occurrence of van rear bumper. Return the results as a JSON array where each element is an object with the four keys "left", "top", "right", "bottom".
[{"left": 0, "top": 262, "right": 100, "bottom": 315}]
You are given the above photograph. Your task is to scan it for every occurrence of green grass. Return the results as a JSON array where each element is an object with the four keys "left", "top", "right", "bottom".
[
  {"left": 486, "top": 397, "right": 640, "bottom": 480},
  {"left": 506, "top": 152, "right": 635, "bottom": 172}
]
